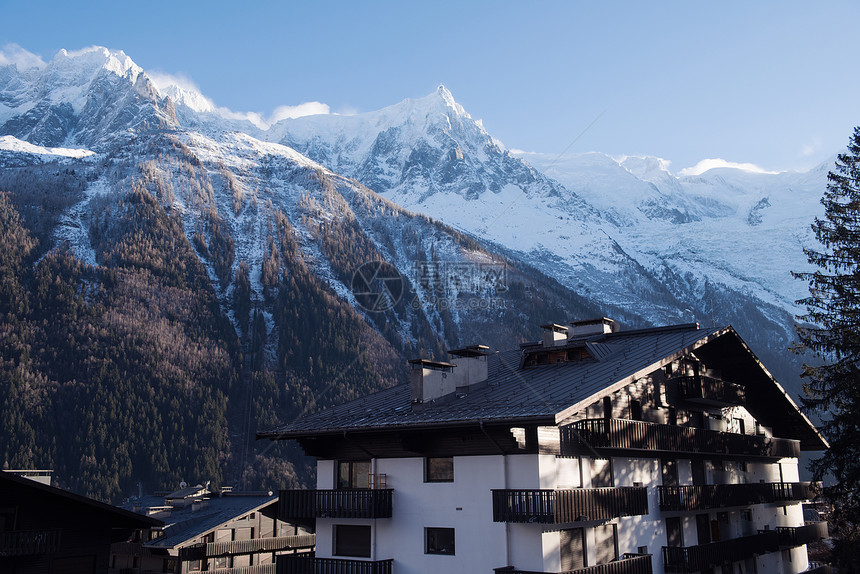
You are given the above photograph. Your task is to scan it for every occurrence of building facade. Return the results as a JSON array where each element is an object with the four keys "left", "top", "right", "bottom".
[
  {"left": 0, "top": 470, "right": 160, "bottom": 574},
  {"left": 259, "top": 319, "right": 829, "bottom": 574},
  {"left": 110, "top": 484, "right": 314, "bottom": 574}
]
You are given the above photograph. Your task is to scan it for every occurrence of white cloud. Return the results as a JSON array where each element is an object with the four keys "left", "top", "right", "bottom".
[
  {"left": 267, "top": 102, "right": 330, "bottom": 124},
  {"left": 679, "top": 158, "right": 779, "bottom": 177},
  {"left": 0, "top": 43, "right": 46, "bottom": 70},
  {"left": 147, "top": 70, "right": 201, "bottom": 94},
  {"left": 801, "top": 137, "right": 822, "bottom": 158},
  {"left": 146, "top": 69, "right": 331, "bottom": 129}
]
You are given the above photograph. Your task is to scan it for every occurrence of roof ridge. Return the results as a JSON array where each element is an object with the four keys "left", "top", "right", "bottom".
[{"left": 606, "top": 322, "right": 703, "bottom": 338}]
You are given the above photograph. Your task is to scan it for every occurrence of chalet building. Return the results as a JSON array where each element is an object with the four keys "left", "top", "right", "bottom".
[
  {"left": 257, "top": 319, "right": 830, "bottom": 574},
  {"left": 0, "top": 470, "right": 161, "bottom": 574},
  {"left": 110, "top": 483, "right": 314, "bottom": 574}
]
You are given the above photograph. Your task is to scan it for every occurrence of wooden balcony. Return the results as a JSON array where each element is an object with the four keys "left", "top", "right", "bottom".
[
  {"left": 492, "top": 488, "right": 648, "bottom": 523},
  {"left": 676, "top": 375, "right": 746, "bottom": 406},
  {"left": 662, "top": 531, "right": 779, "bottom": 573},
  {"left": 658, "top": 482, "right": 817, "bottom": 511},
  {"left": 0, "top": 529, "right": 61, "bottom": 556},
  {"left": 179, "top": 534, "right": 316, "bottom": 561},
  {"left": 277, "top": 554, "right": 393, "bottom": 574},
  {"left": 804, "top": 564, "right": 834, "bottom": 574},
  {"left": 279, "top": 489, "right": 393, "bottom": 520},
  {"left": 775, "top": 521, "right": 829, "bottom": 547},
  {"left": 199, "top": 564, "right": 278, "bottom": 574},
  {"left": 562, "top": 418, "right": 800, "bottom": 459},
  {"left": 494, "top": 553, "right": 653, "bottom": 574}
]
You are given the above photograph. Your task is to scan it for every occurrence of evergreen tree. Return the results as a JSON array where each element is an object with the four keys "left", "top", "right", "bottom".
[{"left": 795, "top": 126, "right": 860, "bottom": 569}]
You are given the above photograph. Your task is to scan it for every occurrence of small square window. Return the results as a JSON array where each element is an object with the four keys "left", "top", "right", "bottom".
[
  {"left": 334, "top": 525, "right": 371, "bottom": 558},
  {"left": 425, "top": 457, "right": 454, "bottom": 482},
  {"left": 425, "top": 527, "right": 455, "bottom": 555}
]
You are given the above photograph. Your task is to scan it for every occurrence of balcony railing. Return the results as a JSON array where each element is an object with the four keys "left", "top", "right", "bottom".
[
  {"left": 775, "top": 521, "right": 829, "bottom": 547},
  {"left": 492, "top": 488, "right": 648, "bottom": 523},
  {"left": 562, "top": 418, "right": 800, "bottom": 459},
  {"left": 277, "top": 554, "right": 393, "bottom": 574},
  {"left": 658, "top": 482, "right": 817, "bottom": 511},
  {"left": 676, "top": 375, "right": 746, "bottom": 406},
  {"left": 804, "top": 564, "right": 834, "bottom": 574},
  {"left": 179, "top": 534, "right": 317, "bottom": 561},
  {"left": 199, "top": 564, "right": 278, "bottom": 574},
  {"left": 662, "top": 531, "right": 779, "bottom": 573},
  {"left": 279, "top": 489, "right": 393, "bottom": 520},
  {"left": 494, "top": 553, "right": 653, "bottom": 574},
  {"left": 0, "top": 529, "right": 61, "bottom": 556}
]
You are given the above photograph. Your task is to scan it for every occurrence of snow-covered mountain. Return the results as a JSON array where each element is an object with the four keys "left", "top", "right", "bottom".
[
  {"left": 0, "top": 47, "right": 176, "bottom": 150},
  {"left": 0, "top": 47, "right": 828, "bottom": 390},
  {"left": 276, "top": 86, "right": 825, "bottom": 341},
  {"left": 0, "top": 45, "right": 832, "bottom": 497}
]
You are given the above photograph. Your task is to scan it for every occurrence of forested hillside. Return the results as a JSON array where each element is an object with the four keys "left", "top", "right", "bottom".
[{"left": 0, "top": 131, "right": 601, "bottom": 502}]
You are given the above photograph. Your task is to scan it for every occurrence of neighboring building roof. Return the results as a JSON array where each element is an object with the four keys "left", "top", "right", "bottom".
[
  {"left": 257, "top": 323, "right": 827, "bottom": 451},
  {"left": 121, "top": 492, "right": 276, "bottom": 550},
  {"left": 0, "top": 471, "right": 161, "bottom": 529}
]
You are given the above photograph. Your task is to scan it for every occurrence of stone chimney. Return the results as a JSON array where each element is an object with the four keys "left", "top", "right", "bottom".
[
  {"left": 448, "top": 345, "right": 490, "bottom": 390},
  {"left": 409, "top": 359, "right": 457, "bottom": 404},
  {"left": 541, "top": 324, "right": 569, "bottom": 347},
  {"left": 568, "top": 317, "right": 617, "bottom": 339}
]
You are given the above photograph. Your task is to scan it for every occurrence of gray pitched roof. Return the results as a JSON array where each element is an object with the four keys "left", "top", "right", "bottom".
[
  {"left": 122, "top": 493, "right": 276, "bottom": 549},
  {"left": 258, "top": 323, "right": 722, "bottom": 437}
]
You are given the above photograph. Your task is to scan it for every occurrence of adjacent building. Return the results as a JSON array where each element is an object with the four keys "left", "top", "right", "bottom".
[
  {"left": 110, "top": 483, "right": 314, "bottom": 574},
  {"left": 0, "top": 470, "right": 161, "bottom": 574},
  {"left": 258, "top": 319, "right": 829, "bottom": 574}
]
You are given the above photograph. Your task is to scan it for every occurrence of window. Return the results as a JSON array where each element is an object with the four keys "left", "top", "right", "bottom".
[
  {"left": 594, "top": 523, "right": 617, "bottom": 564},
  {"left": 425, "top": 457, "right": 454, "bottom": 482},
  {"left": 560, "top": 528, "right": 586, "bottom": 570},
  {"left": 592, "top": 458, "right": 613, "bottom": 488},
  {"left": 425, "top": 527, "right": 455, "bottom": 555},
  {"left": 334, "top": 525, "right": 371, "bottom": 557},
  {"left": 666, "top": 517, "right": 683, "bottom": 547},
  {"left": 630, "top": 399, "right": 642, "bottom": 421},
  {"left": 338, "top": 460, "right": 371, "bottom": 489}
]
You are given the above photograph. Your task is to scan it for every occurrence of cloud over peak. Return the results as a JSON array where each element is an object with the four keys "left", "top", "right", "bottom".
[
  {"left": 679, "top": 158, "right": 779, "bottom": 177},
  {"left": 0, "top": 43, "right": 46, "bottom": 70}
]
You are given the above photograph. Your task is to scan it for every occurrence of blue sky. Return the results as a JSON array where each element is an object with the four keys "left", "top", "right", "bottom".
[{"left": 1, "top": 1, "right": 857, "bottom": 173}]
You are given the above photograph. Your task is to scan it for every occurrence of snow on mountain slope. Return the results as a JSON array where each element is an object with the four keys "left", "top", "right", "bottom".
[
  {"left": 275, "top": 86, "right": 692, "bottom": 324},
  {"left": 0, "top": 46, "right": 175, "bottom": 149},
  {"left": 517, "top": 150, "right": 827, "bottom": 315},
  {"left": 0, "top": 45, "right": 830, "bottom": 384},
  {"left": 0, "top": 134, "right": 94, "bottom": 158}
]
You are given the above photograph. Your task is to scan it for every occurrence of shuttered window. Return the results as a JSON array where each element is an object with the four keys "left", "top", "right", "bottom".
[
  {"left": 595, "top": 524, "right": 617, "bottom": 564},
  {"left": 560, "top": 528, "right": 586, "bottom": 570}
]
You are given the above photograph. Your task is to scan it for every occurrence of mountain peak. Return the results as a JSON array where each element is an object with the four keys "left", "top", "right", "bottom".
[{"left": 51, "top": 46, "right": 143, "bottom": 83}]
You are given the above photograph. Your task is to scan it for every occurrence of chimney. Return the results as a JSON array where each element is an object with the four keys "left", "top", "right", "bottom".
[
  {"left": 541, "top": 324, "right": 569, "bottom": 347},
  {"left": 409, "top": 359, "right": 457, "bottom": 403},
  {"left": 448, "top": 345, "right": 490, "bottom": 390},
  {"left": 569, "top": 317, "right": 617, "bottom": 339}
]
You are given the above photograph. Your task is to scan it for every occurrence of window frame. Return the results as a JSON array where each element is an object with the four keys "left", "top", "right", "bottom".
[
  {"left": 337, "top": 460, "right": 372, "bottom": 489},
  {"left": 424, "top": 527, "right": 456, "bottom": 555},
  {"left": 333, "top": 524, "right": 372, "bottom": 558},
  {"left": 424, "top": 456, "right": 454, "bottom": 483}
]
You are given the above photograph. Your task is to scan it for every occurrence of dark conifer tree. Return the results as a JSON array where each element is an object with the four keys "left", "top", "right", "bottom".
[{"left": 794, "top": 126, "right": 860, "bottom": 569}]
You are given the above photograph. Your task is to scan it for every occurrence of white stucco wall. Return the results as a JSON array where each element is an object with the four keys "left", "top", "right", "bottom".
[
  {"left": 315, "top": 455, "right": 546, "bottom": 574},
  {"left": 312, "top": 449, "right": 807, "bottom": 574}
]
